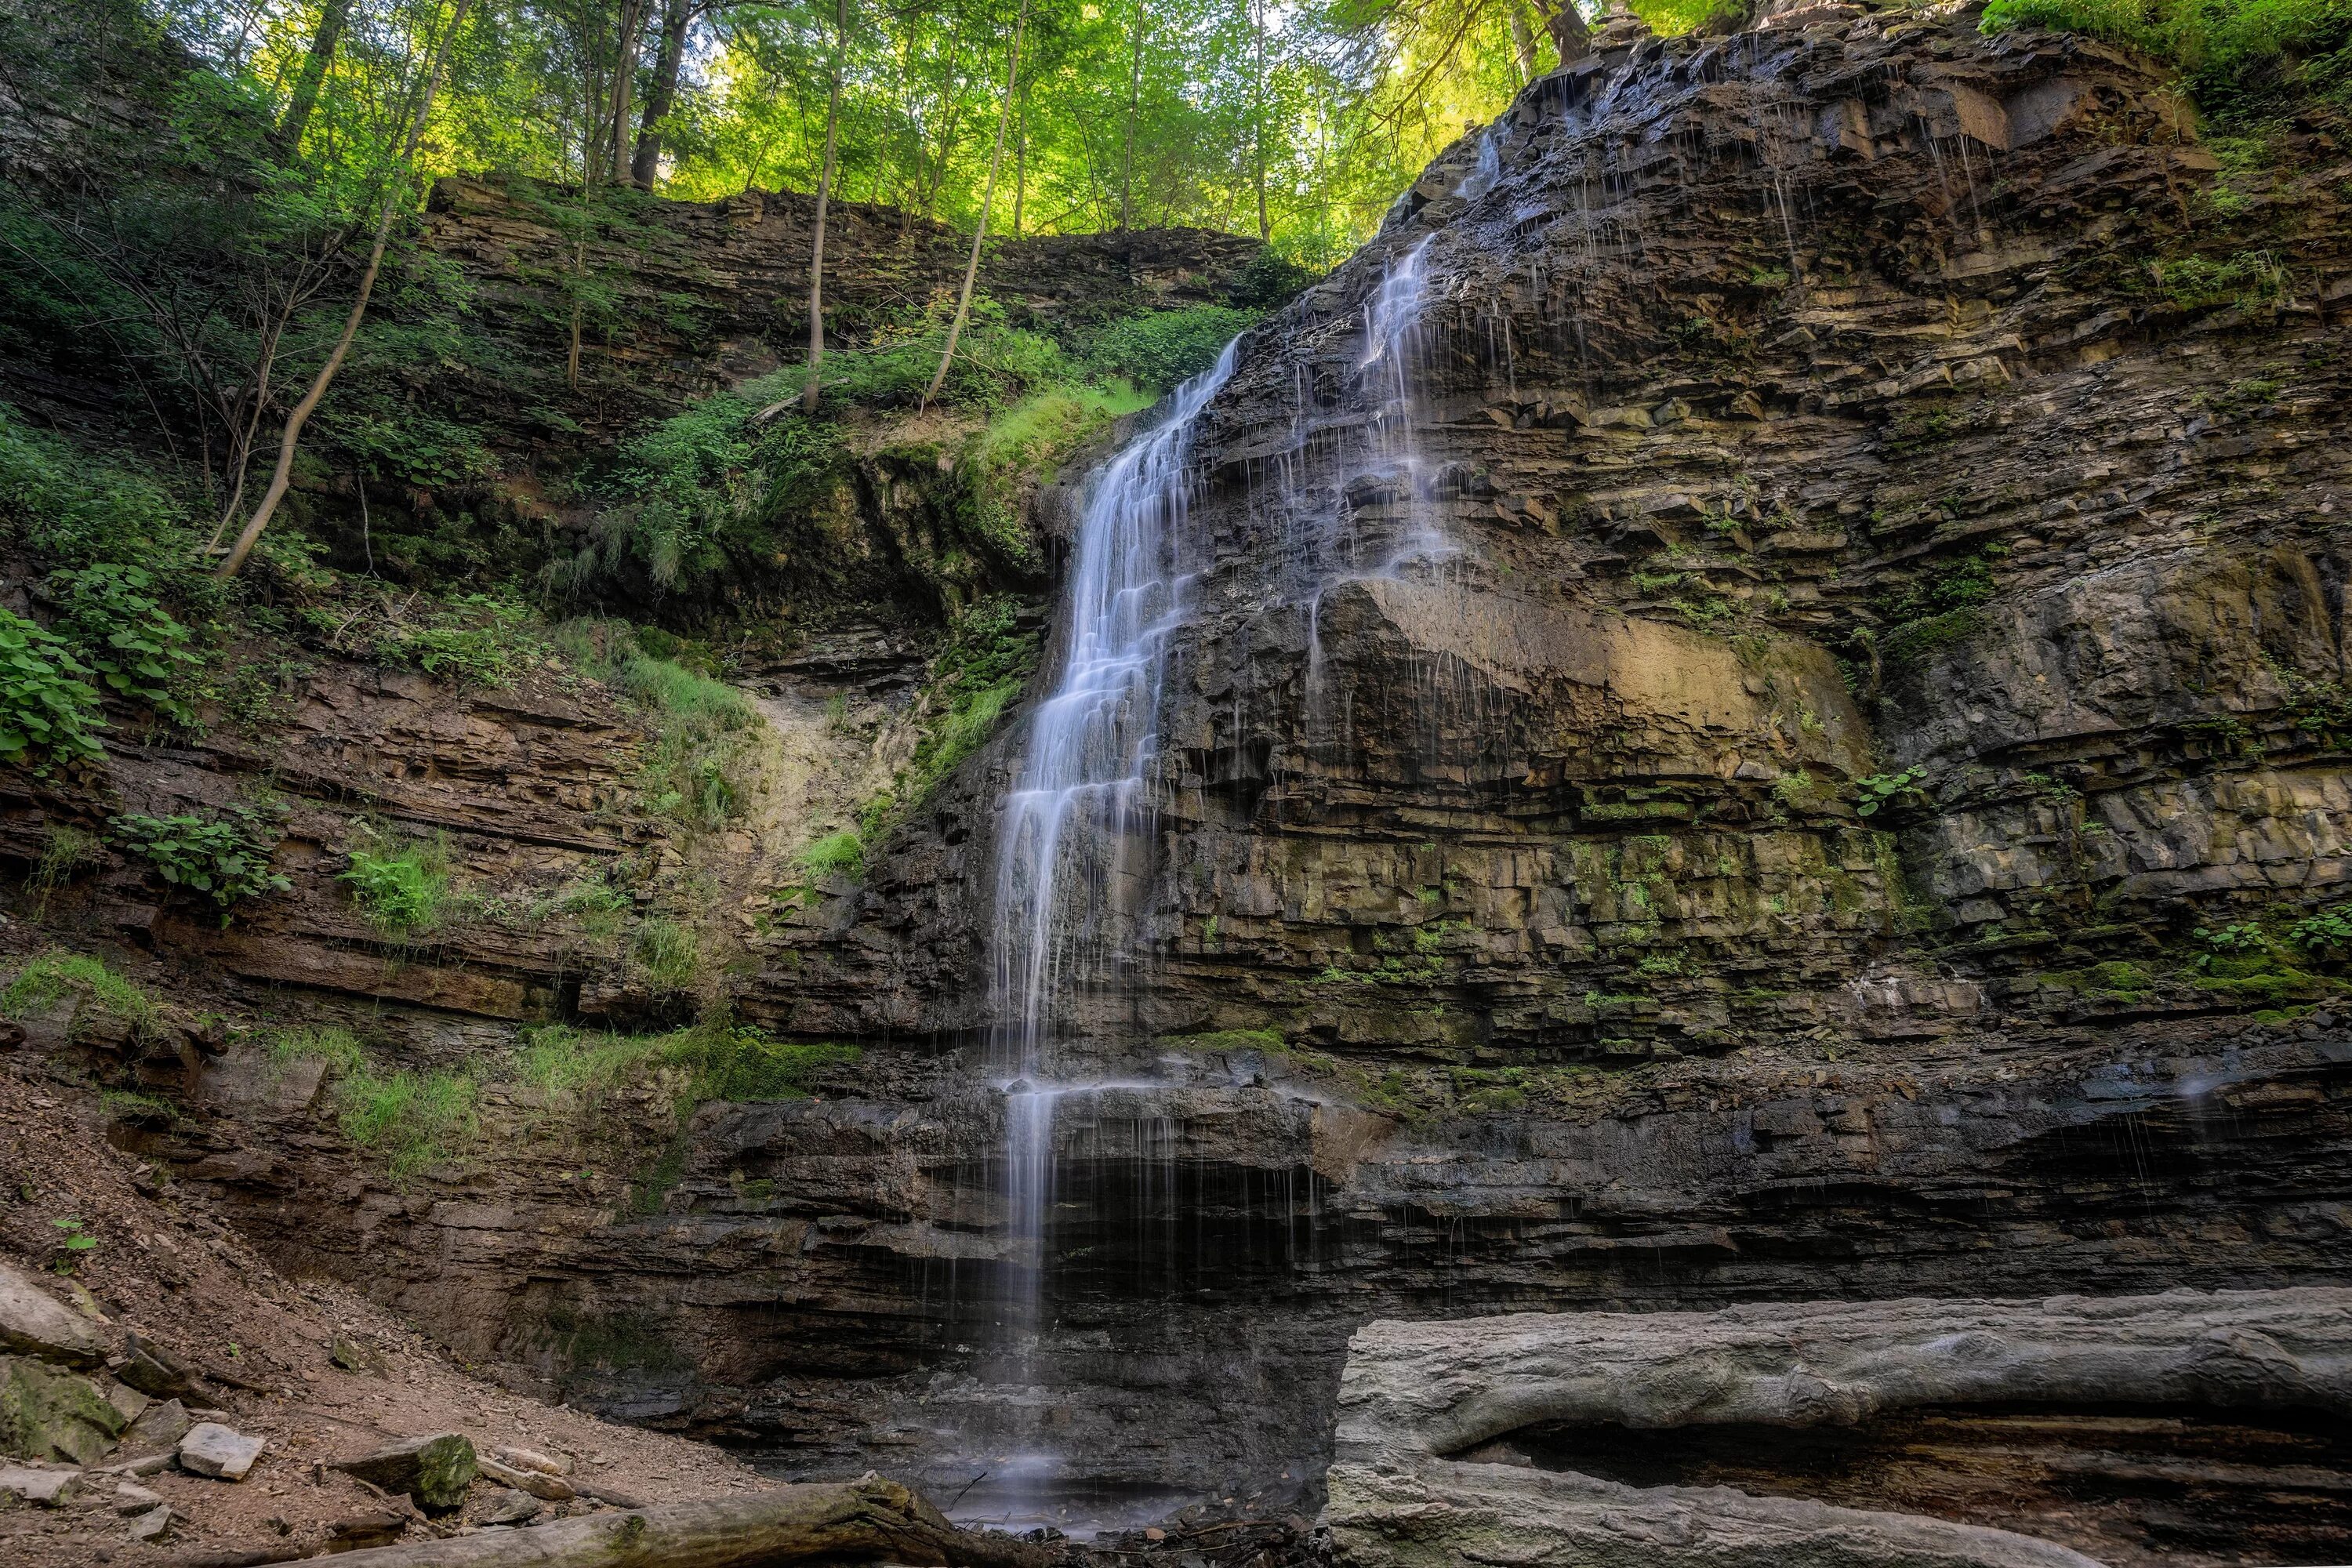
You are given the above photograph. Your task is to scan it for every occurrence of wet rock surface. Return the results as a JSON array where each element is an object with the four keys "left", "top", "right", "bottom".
[
  {"left": 4, "top": 3, "right": 2350, "bottom": 1555},
  {"left": 1324, "top": 1289, "right": 2352, "bottom": 1567}
]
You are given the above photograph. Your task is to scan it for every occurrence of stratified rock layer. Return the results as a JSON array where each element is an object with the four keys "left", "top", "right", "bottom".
[
  {"left": 1323, "top": 1290, "right": 2352, "bottom": 1568},
  {"left": 41, "top": 2, "right": 2352, "bottom": 1534}
]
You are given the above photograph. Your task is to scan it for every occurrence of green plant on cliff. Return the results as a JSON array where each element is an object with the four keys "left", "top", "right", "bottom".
[
  {"left": 337, "top": 1066, "right": 481, "bottom": 1182},
  {"left": 110, "top": 806, "right": 290, "bottom": 924},
  {"left": 2288, "top": 904, "right": 2352, "bottom": 953},
  {"left": 0, "top": 610, "right": 107, "bottom": 773},
  {"left": 856, "top": 596, "right": 1039, "bottom": 846},
  {"left": 1080, "top": 306, "right": 1261, "bottom": 392},
  {"left": 0, "top": 952, "right": 158, "bottom": 1042},
  {"left": 1981, "top": 0, "right": 2350, "bottom": 118},
  {"left": 554, "top": 620, "right": 761, "bottom": 829},
  {"left": 45, "top": 564, "right": 206, "bottom": 726},
  {"left": 340, "top": 833, "right": 452, "bottom": 938}
]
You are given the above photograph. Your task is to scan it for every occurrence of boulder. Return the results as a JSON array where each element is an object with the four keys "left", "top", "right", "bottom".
[
  {"left": 0, "top": 1354, "right": 131, "bottom": 1465},
  {"left": 126, "top": 1502, "right": 174, "bottom": 1542},
  {"left": 479, "top": 1454, "right": 572, "bottom": 1501},
  {"left": 468, "top": 1486, "right": 543, "bottom": 1526},
  {"left": 332, "top": 1432, "right": 478, "bottom": 1512},
  {"left": 329, "top": 1334, "right": 390, "bottom": 1377},
  {"left": 112, "top": 1479, "right": 165, "bottom": 1513},
  {"left": 178, "top": 1421, "right": 264, "bottom": 1480},
  {"left": 0, "top": 1463, "right": 79, "bottom": 1505},
  {"left": 115, "top": 1334, "right": 201, "bottom": 1401},
  {"left": 0, "top": 1260, "right": 107, "bottom": 1367},
  {"left": 114, "top": 1396, "right": 191, "bottom": 1459}
]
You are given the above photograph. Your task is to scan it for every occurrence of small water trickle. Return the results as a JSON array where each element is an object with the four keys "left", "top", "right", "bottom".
[{"left": 1453, "top": 127, "right": 1503, "bottom": 201}]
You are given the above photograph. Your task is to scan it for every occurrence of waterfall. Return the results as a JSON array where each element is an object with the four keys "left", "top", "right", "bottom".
[
  {"left": 972, "top": 339, "right": 1244, "bottom": 1527},
  {"left": 990, "top": 339, "right": 1244, "bottom": 1055}
]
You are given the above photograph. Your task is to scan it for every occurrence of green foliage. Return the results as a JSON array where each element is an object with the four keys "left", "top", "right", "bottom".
[
  {"left": 0, "top": 610, "right": 106, "bottom": 772},
  {"left": 800, "top": 831, "right": 866, "bottom": 882},
  {"left": 2150, "top": 250, "right": 2288, "bottom": 310},
  {"left": 267, "top": 1025, "right": 369, "bottom": 1076},
  {"left": 1854, "top": 767, "right": 1927, "bottom": 817},
  {"left": 31, "top": 826, "right": 104, "bottom": 895},
  {"left": 1082, "top": 306, "right": 1260, "bottom": 391},
  {"left": 633, "top": 918, "right": 702, "bottom": 991},
  {"left": 2197, "top": 920, "right": 2272, "bottom": 953},
  {"left": 965, "top": 383, "right": 1158, "bottom": 566},
  {"left": 46, "top": 564, "right": 205, "bottom": 724},
  {"left": 1223, "top": 249, "right": 1320, "bottom": 310},
  {"left": 556, "top": 621, "right": 761, "bottom": 829},
  {"left": 519, "top": 1020, "right": 859, "bottom": 1114},
  {"left": 2288, "top": 904, "right": 2352, "bottom": 951},
  {"left": 1982, "top": 0, "right": 2351, "bottom": 118},
  {"left": 860, "top": 595, "right": 1040, "bottom": 844},
  {"left": 110, "top": 806, "right": 290, "bottom": 922},
  {"left": 339, "top": 835, "right": 452, "bottom": 938},
  {"left": 337, "top": 1066, "right": 480, "bottom": 1182},
  {"left": 381, "top": 596, "right": 548, "bottom": 688},
  {"left": 0, "top": 952, "right": 157, "bottom": 1039},
  {"left": 662, "top": 1024, "right": 860, "bottom": 1105},
  {"left": 0, "top": 407, "right": 190, "bottom": 572}
]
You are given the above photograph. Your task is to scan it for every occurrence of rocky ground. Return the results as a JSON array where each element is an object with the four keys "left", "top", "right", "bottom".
[{"left": 0, "top": 1045, "right": 787, "bottom": 1566}]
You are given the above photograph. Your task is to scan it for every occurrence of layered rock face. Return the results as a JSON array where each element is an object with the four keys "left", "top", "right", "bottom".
[
  {"left": 96, "top": 2, "right": 2352, "bottom": 1545},
  {"left": 1324, "top": 1291, "right": 2352, "bottom": 1566},
  {"left": 418, "top": 173, "right": 1269, "bottom": 459}
]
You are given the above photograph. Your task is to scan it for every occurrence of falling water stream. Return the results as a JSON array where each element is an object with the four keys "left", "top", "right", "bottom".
[
  {"left": 973, "top": 182, "right": 1455, "bottom": 1535},
  {"left": 973, "top": 341, "right": 1243, "bottom": 1529}
]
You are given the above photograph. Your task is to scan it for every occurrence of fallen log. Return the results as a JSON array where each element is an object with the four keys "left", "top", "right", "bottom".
[{"left": 320, "top": 1473, "right": 1059, "bottom": 1568}]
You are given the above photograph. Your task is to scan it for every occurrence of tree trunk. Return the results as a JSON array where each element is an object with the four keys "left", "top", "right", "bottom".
[
  {"left": 606, "top": 0, "right": 649, "bottom": 183},
  {"left": 630, "top": 0, "right": 695, "bottom": 188},
  {"left": 1120, "top": 0, "right": 1145, "bottom": 231},
  {"left": 215, "top": 0, "right": 476, "bottom": 580},
  {"left": 923, "top": 0, "right": 1028, "bottom": 409},
  {"left": 1011, "top": 79, "right": 1028, "bottom": 238},
  {"left": 802, "top": 0, "right": 847, "bottom": 413},
  {"left": 1541, "top": 0, "right": 1591, "bottom": 66},
  {"left": 317, "top": 1475, "right": 1058, "bottom": 1568},
  {"left": 276, "top": 0, "right": 353, "bottom": 151},
  {"left": 1250, "top": 0, "right": 1269, "bottom": 241},
  {"left": 1507, "top": 2, "right": 1538, "bottom": 83}
]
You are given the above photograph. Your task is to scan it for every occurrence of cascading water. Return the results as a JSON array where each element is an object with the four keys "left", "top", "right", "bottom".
[
  {"left": 974, "top": 340, "right": 1244, "bottom": 1527},
  {"left": 991, "top": 339, "right": 1243, "bottom": 1050}
]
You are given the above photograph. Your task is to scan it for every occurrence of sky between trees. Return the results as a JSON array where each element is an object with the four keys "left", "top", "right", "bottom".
[{"left": 152, "top": 0, "right": 1717, "bottom": 268}]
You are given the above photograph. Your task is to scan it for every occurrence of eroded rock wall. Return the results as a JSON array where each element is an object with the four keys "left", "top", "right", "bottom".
[{"left": 41, "top": 2, "right": 2352, "bottom": 1529}]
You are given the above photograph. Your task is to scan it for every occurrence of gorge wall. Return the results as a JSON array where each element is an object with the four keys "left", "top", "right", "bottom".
[{"left": 16, "top": 0, "right": 2352, "bottom": 1543}]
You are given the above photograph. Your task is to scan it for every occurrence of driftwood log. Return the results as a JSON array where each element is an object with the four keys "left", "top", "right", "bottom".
[{"left": 318, "top": 1474, "right": 1059, "bottom": 1568}]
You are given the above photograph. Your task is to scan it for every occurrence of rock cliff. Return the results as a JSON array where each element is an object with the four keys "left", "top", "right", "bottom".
[{"left": 9, "top": 2, "right": 2352, "bottom": 1552}]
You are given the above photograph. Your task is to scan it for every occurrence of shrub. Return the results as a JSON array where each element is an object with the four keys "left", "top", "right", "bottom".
[
  {"left": 2288, "top": 904, "right": 2352, "bottom": 952},
  {"left": 47, "top": 563, "right": 204, "bottom": 725},
  {"left": 0, "top": 407, "right": 188, "bottom": 568},
  {"left": 111, "top": 806, "right": 290, "bottom": 923},
  {"left": 633, "top": 917, "right": 702, "bottom": 990},
  {"left": 340, "top": 835, "right": 451, "bottom": 937},
  {"left": 799, "top": 830, "right": 865, "bottom": 882},
  {"left": 0, "top": 952, "right": 157, "bottom": 1040},
  {"left": 384, "top": 595, "right": 546, "bottom": 687},
  {"left": 0, "top": 608, "right": 106, "bottom": 771},
  {"left": 336, "top": 1066, "right": 478, "bottom": 1181},
  {"left": 1854, "top": 767, "right": 1927, "bottom": 817},
  {"left": 1083, "top": 306, "right": 1259, "bottom": 391},
  {"left": 1223, "top": 249, "right": 1319, "bottom": 309},
  {"left": 1981, "top": 0, "right": 2352, "bottom": 118}
]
